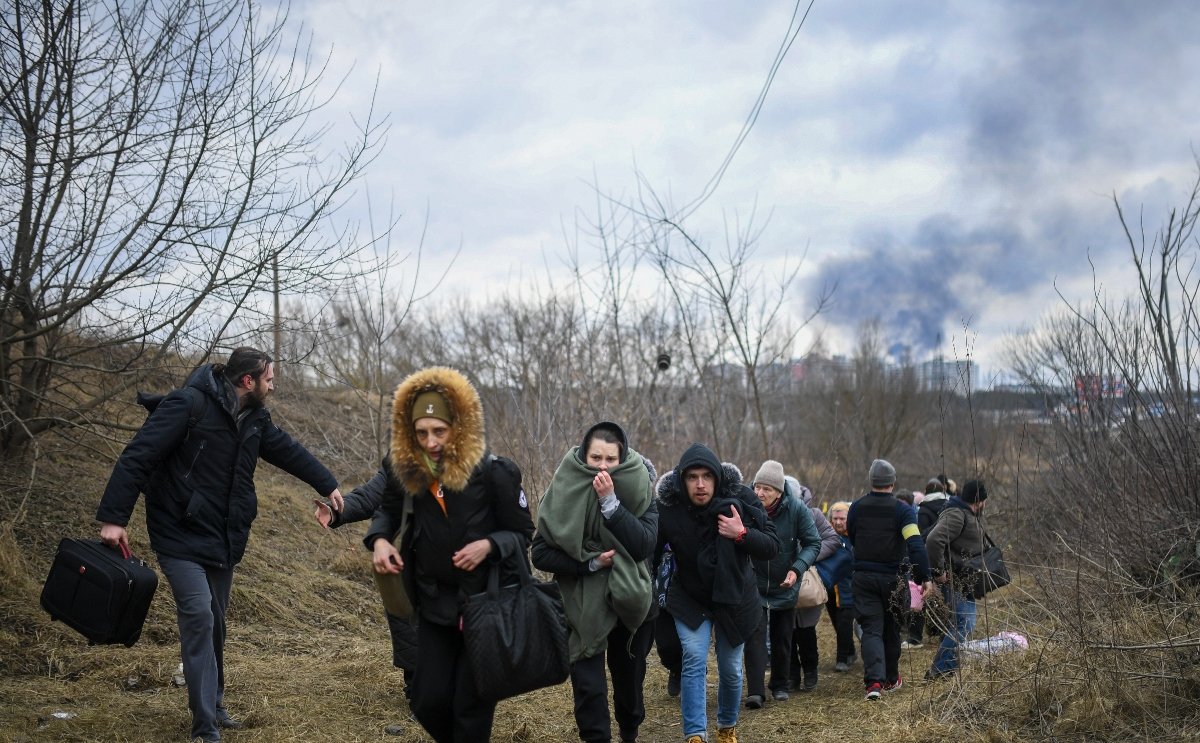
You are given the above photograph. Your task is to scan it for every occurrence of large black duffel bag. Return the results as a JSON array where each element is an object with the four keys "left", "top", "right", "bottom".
[
  {"left": 461, "top": 555, "right": 569, "bottom": 702},
  {"left": 41, "top": 538, "right": 158, "bottom": 647}
]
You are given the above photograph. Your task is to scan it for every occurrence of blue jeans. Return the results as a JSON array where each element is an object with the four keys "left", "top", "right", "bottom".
[
  {"left": 675, "top": 616, "right": 743, "bottom": 737},
  {"left": 930, "top": 588, "right": 977, "bottom": 674}
]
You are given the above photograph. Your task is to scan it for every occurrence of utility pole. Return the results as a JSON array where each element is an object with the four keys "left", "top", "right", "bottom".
[{"left": 273, "top": 256, "right": 281, "bottom": 374}]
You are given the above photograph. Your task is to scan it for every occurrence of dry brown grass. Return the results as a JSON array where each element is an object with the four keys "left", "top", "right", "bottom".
[{"left": 3, "top": 397, "right": 1200, "bottom": 741}]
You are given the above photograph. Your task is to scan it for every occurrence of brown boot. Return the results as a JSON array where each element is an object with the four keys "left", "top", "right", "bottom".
[{"left": 717, "top": 726, "right": 738, "bottom": 743}]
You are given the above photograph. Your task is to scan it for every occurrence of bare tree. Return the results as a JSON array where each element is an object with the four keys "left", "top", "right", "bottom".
[
  {"left": 794, "top": 321, "right": 927, "bottom": 486},
  {"left": 630, "top": 185, "right": 830, "bottom": 460},
  {"left": 0, "top": 0, "right": 385, "bottom": 455},
  {"left": 1006, "top": 163, "right": 1200, "bottom": 574}
]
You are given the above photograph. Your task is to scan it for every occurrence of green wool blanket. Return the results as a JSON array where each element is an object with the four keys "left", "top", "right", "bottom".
[{"left": 537, "top": 446, "right": 654, "bottom": 662}]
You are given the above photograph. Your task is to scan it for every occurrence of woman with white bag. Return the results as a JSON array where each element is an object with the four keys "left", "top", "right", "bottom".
[{"left": 744, "top": 461, "right": 822, "bottom": 708}]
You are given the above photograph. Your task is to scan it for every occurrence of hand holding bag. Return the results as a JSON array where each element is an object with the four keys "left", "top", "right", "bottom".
[
  {"left": 373, "top": 492, "right": 414, "bottom": 619},
  {"left": 908, "top": 579, "right": 924, "bottom": 611},
  {"left": 462, "top": 553, "right": 571, "bottom": 702},
  {"left": 962, "top": 532, "right": 1010, "bottom": 599},
  {"left": 794, "top": 565, "right": 828, "bottom": 608}
]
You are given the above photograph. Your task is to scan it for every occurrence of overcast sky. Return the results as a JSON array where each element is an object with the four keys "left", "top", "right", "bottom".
[{"left": 289, "top": 0, "right": 1200, "bottom": 380}]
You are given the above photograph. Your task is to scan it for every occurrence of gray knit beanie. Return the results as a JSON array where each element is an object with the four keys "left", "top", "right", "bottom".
[
  {"left": 869, "top": 459, "right": 897, "bottom": 489},
  {"left": 753, "top": 460, "right": 786, "bottom": 493}
]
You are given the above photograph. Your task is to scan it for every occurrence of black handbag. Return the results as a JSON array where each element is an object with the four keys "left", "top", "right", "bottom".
[
  {"left": 961, "top": 532, "right": 1010, "bottom": 599},
  {"left": 461, "top": 554, "right": 570, "bottom": 702}
]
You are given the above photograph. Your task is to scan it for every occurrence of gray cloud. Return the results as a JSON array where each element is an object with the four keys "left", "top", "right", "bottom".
[
  {"left": 805, "top": 0, "right": 1200, "bottom": 357},
  {"left": 287, "top": 0, "right": 1200, "bottom": 366}
]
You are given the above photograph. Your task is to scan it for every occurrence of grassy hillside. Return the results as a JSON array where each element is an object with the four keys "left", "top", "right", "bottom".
[{"left": 1, "top": 392, "right": 1197, "bottom": 742}]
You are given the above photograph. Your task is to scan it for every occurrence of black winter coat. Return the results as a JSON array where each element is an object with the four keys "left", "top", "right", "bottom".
[
  {"left": 917, "top": 494, "right": 951, "bottom": 537},
  {"left": 326, "top": 466, "right": 417, "bottom": 672},
  {"left": 97, "top": 364, "right": 338, "bottom": 568},
  {"left": 329, "top": 467, "right": 388, "bottom": 527},
  {"left": 655, "top": 445, "right": 779, "bottom": 647},
  {"left": 364, "top": 454, "right": 534, "bottom": 627}
]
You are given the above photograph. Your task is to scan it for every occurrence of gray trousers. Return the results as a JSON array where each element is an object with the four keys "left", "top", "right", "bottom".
[{"left": 158, "top": 554, "right": 234, "bottom": 742}]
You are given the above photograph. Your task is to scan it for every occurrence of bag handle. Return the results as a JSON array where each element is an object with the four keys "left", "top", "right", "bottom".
[
  {"left": 392, "top": 490, "right": 413, "bottom": 550},
  {"left": 979, "top": 529, "right": 996, "bottom": 555},
  {"left": 484, "top": 545, "right": 534, "bottom": 598}
]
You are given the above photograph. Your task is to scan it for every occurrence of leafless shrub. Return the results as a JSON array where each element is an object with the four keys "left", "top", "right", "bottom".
[{"left": 0, "top": 0, "right": 385, "bottom": 457}]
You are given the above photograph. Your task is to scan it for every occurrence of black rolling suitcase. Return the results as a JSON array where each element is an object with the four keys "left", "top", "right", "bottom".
[{"left": 41, "top": 538, "right": 158, "bottom": 647}]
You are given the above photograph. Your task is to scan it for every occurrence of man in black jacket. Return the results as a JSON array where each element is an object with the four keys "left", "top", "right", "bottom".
[
  {"left": 97, "top": 348, "right": 344, "bottom": 743},
  {"left": 846, "top": 459, "right": 933, "bottom": 701},
  {"left": 655, "top": 443, "right": 779, "bottom": 743},
  {"left": 365, "top": 366, "right": 533, "bottom": 743}
]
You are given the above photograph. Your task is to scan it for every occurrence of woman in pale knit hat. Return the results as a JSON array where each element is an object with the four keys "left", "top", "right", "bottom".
[{"left": 743, "top": 460, "right": 821, "bottom": 708}]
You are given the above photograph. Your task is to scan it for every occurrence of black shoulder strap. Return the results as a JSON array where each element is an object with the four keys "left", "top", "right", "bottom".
[
  {"left": 136, "top": 387, "right": 206, "bottom": 429},
  {"left": 180, "top": 387, "right": 206, "bottom": 430}
]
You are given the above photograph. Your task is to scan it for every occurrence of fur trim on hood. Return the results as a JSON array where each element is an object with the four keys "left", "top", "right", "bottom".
[
  {"left": 389, "top": 367, "right": 486, "bottom": 494},
  {"left": 656, "top": 461, "right": 745, "bottom": 506},
  {"left": 784, "top": 475, "right": 813, "bottom": 506}
]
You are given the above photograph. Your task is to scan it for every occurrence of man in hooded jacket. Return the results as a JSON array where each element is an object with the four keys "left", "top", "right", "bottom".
[
  {"left": 364, "top": 367, "right": 533, "bottom": 743},
  {"left": 97, "top": 347, "right": 345, "bottom": 743},
  {"left": 655, "top": 443, "right": 780, "bottom": 743}
]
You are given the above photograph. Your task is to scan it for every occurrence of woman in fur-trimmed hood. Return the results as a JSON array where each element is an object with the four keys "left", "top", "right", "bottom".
[
  {"left": 385, "top": 365, "right": 488, "bottom": 494},
  {"left": 364, "top": 366, "right": 534, "bottom": 743}
]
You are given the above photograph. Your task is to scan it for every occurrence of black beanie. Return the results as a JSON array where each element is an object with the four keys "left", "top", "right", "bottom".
[{"left": 960, "top": 480, "right": 988, "bottom": 503}]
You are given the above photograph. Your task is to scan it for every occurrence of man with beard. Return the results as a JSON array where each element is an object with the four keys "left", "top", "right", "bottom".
[
  {"left": 655, "top": 443, "right": 779, "bottom": 743},
  {"left": 98, "top": 347, "right": 345, "bottom": 742}
]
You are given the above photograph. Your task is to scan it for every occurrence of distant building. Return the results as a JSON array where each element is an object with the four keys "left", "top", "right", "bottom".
[
  {"left": 788, "top": 353, "right": 977, "bottom": 392},
  {"left": 915, "top": 356, "right": 978, "bottom": 394},
  {"left": 1073, "top": 373, "right": 1126, "bottom": 401}
]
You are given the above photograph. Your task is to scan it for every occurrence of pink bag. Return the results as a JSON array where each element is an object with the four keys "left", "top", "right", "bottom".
[{"left": 908, "top": 579, "right": 923, "bottom": 611}]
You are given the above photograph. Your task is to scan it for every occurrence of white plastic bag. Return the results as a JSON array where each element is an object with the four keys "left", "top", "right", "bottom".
[{"left": 960, "top": 631, "right": 1028, "bottom": 656}]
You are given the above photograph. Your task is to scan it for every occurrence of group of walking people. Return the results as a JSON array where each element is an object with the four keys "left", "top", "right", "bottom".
[{"left": 96, "top": 353, "right": 997, "bottom": 743}]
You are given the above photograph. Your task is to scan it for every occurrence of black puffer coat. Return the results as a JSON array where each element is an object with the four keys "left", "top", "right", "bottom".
[
  {"left": 97, "top": 364, "right": 338, "bottom": 568},
  {"left": 655, "top": 443, "right": 779, "bottom": 647}
]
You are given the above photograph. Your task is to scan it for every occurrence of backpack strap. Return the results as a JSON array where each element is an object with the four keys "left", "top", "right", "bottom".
[
  {"left": 178, "top": 387, "right": 206, "bottom": 431},
  {"left": 136, "top": 387, "right": 207, "bottom": 439}
]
